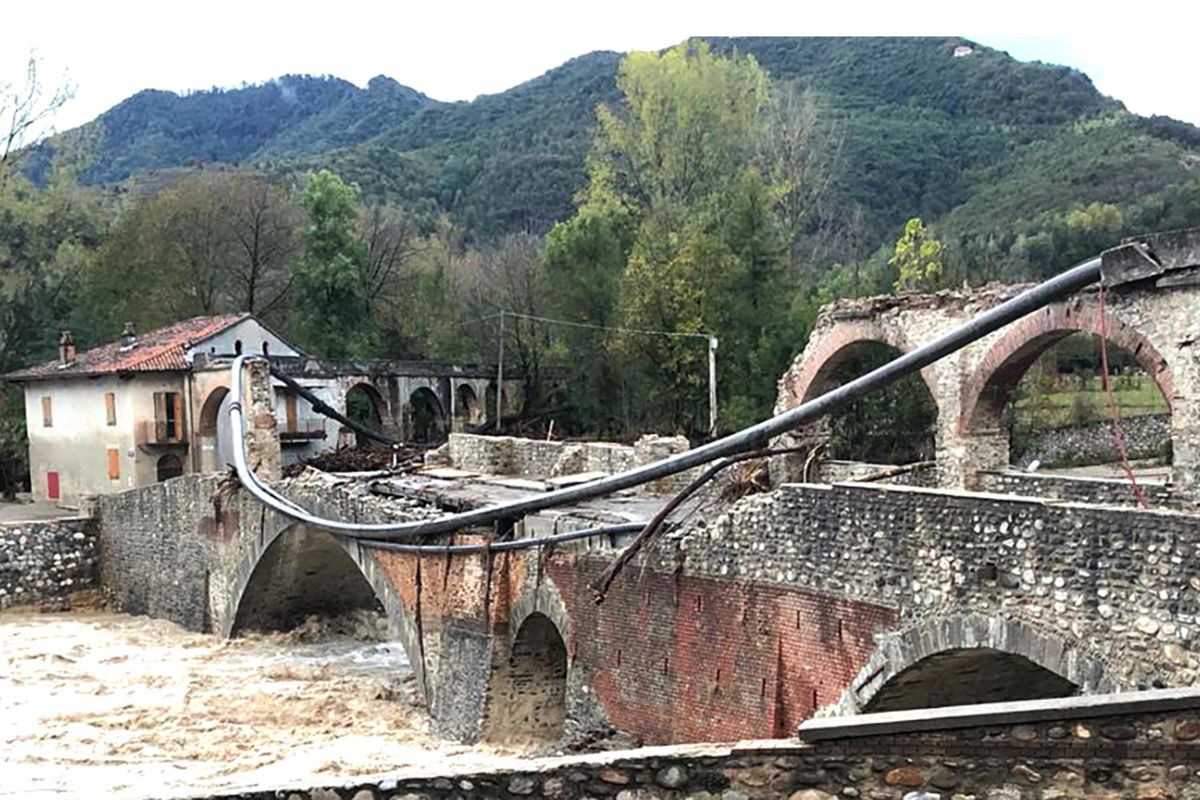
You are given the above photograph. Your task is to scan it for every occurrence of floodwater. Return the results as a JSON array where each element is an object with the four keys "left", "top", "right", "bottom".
[{"left": 0, "top": 608, "right": 518, "bottom": 799}]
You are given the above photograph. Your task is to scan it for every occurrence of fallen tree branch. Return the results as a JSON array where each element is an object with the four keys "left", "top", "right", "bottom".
[{"left": 589, "top": 444, "right": 816, "bottom": 604}]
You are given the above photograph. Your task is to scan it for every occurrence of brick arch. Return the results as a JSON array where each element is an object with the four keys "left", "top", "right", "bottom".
[
  {"left": 834, "top": 612, "right": 1115, "bottom": 716},
  {"left": 215, "top": 519, "right": 427, "bottom": 703},
  {"left": 960, "top": 299, "right": 1175, "bottom": 436},
  {"left": 777, "top": 320, "right": 939, "bottom": 412}
]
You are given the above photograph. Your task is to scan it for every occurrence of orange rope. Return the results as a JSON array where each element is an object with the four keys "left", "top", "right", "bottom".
[{"left": 1096, "top": 284, "right": 1149, "bottom": 509}]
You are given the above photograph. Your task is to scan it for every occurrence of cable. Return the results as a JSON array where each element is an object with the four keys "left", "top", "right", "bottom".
[
  {"left": 227, "top": 256, "right": 1104, "bottom": 540},
  {"left": 499, "top": 310, "right": 713, "bottom": 340}
]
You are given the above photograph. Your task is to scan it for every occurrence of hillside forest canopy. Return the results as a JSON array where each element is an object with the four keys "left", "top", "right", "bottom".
[{"left": 2, "top": 37, "right": 1200, "bottom": 492}]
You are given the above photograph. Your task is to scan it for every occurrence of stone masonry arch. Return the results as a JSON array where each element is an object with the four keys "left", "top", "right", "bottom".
[
  {"left": 482, "top": 580, "right": 574, "bottom": 745},
  {"left": 834, "top": 612, "right": 1115, "bottom": 716},
  {"left": 215, "top": 517, "right": 428, "bottom": 702},
  {"left": 959, "top": 298, "right": 1178, "bottom": 479},
  {"left": 777, "top": 320, "right": 939, "bottom": 411}
]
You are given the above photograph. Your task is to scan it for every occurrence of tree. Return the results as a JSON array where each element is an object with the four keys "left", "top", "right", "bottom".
[
  {"left": 568, "top": 40, "right": 796, "bottom": 435},
  {"left": 889, "top": 217, "right": 944, "bottom": 292},
  {"left": 84, "top": 170, "right": 298, "bottom": 334},
  {"left": 1, "top": 53, "right": 74, "bottom": 178},
  {"left": 292, "top": 169, "right": 370, "bottom": 357}
]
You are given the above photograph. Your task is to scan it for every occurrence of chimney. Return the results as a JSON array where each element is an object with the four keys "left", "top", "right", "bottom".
[
  {"left": 58, "top": 330, "right": 76, "bottom": 366},
  {"left": 120, "top": 321, "right": 137, "bottom": 350}
]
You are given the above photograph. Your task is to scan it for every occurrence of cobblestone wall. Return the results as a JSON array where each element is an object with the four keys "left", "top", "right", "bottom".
[
  {"left": 659, "top": 481, "right": 1200, "bottom": 696},
  {"left": 0, "top": 516, "right": 97, "bottom": 609},
  {"left": 977, "top": 468, "right": 1182, "bottom": 508},
  {"left": 1014, "top": 413, "right": 1171, "bottom": 468},
  {"left": 197, "top": 692, "right": 1200, "bottom": 800}
]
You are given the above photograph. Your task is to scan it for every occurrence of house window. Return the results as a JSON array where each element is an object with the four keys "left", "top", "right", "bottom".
[
  {"left": 41, "top": 396, "right": 52, "bottom": 427},
  {"left": 105, "top": 392, "right": 117, "bottom": 426},
  {"left": 107, "top": 448, "right": 120, "bottom": 480},
  {"left": 153, "top": 392, "right": 185, "bottom": 442}
]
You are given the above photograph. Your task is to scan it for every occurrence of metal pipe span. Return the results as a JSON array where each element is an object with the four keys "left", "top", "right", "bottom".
[{"left": 227, "top": 256, "right": 1103, "bottom": 539}]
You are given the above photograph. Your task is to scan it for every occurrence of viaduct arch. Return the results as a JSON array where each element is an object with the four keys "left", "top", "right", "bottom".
[{"left": 777, "top": 284, "right": 1199, "bottom": 494}]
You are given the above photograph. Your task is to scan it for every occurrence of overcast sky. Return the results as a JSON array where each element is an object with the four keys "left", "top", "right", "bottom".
[{"left": 6, "top": 0, "right": 1200, "bottom": 135}]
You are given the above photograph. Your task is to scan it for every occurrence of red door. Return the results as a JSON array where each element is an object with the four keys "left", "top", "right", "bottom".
[{"left": 46, "top": 471, "right": 60, "bottom": 501}]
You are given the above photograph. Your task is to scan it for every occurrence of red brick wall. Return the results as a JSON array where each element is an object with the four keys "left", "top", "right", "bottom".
[{"left": 545, "top": 556, "right": 897, "bottom": 744}]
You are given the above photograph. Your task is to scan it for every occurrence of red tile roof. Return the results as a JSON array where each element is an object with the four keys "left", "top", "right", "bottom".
[{"left": 5, "top": 314, "right": 251, "bottom": 381}]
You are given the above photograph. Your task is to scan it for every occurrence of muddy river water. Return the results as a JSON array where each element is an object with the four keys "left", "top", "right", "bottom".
[{"left": 0, "top": 609, "right": 523, "bottom": 799}]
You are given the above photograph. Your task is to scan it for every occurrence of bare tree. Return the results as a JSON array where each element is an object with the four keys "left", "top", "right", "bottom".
[
  {"left": 761, "top": 84, "right": 843, "bottom": 277},
  {"left": 360, "top": 200, "right": 424, "bottom": 302},
  {"left": 223, "top": 172, "right": 299, "bottom": 314},
  {"left": 1, "top": 53, "right": 74, "bottom": 177}
]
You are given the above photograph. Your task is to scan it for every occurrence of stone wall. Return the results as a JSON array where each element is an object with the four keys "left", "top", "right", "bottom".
[
  {"left": 816, "top": 460, "right": 938, "bottom": 487},
  {"left": 196, "top": 689, "right": 1200, "bottom": 800},
  {"left": 1013, "top": 412, "right": 1171, "bottom": 468},
  {"left": 977, "top": 468, "right": 1183, "bottom": 509},
  {"left": 656, "top": 481, "right": 1200, "bottom": 700},
  {"left": 0, "top": 515, "right": 97, "bottom": 609},
  {"left": 442, "top": 433, "right": 695, "bottom": 491}
]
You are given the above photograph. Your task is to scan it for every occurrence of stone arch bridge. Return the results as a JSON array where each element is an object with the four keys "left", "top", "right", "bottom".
[{"left": 92, "top": 237, "right": 1200, "bottom": 746}]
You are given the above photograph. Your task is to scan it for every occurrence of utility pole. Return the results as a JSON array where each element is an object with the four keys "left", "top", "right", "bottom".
[
  {"left": 708, "top": 336, "right": 718, "bottom": 438},
  {"left": 495, "top": 310, "right": 505, "bottom": 432}
]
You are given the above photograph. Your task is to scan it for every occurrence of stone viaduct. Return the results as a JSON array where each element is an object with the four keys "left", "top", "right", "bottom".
[
  {"left": 776, "top": 276, "right": 1200, "bottom": 496},
  {"left": 86, "top": 232, "right": 1200, "bottom": 753},
  {"left": 267, "top": 356, "right": 530, "bottom": 441}
]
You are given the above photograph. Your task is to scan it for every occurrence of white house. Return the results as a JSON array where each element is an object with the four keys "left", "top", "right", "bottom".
[{"left": 4, "top": 314, "right": 335, "bottom": 507}]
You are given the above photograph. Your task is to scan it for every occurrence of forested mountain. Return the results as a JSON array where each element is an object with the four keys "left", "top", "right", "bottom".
[
  {"left": 30, "top": 37, "right": 1200, "bottom": 265},
  {"left": 27, "top": 74, "right": 433, "bottom": 184}
]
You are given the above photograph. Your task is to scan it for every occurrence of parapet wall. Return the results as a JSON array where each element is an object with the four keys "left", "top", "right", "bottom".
[
  {"left": 977, "top": 468, "right": 1182, "bottom": 508},
  {"left": 195, "top": 689, "right": 1200, "bottom": 800},
  {"left": 0, "top": 515, "right": 97, "bottom": 609}
]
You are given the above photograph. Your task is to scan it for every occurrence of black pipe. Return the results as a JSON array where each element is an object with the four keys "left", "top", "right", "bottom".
[
  {"left": 230, "top": 257, "right": 1103, "bottom": 540},
  {"left": 359, "top": 522, "right": 644, "bottom": 555}
]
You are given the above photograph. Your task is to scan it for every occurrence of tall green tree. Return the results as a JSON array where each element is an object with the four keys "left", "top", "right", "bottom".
[
  {"left": 559, "top": 40, "right": 795, "bottom": 434},
  {"left": 293, "top": 169, "right": 371, "bottom": 357}
]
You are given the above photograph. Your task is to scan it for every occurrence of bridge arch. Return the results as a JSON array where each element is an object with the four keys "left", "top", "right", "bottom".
[
  {"left": 343, "top": 380, "right": 390, "bottom": 445},
  {"left": 483, "top": 580, "right": 580, "bottom": 745},
  {"left": 778, "top": 321, "right": 941, "bottom": 465},
  {"left": 780, "top": 320, "right": 938, "bottom": 408},
  {"left": 836, "top": 613, "right": 1114, "bottom": 715},
  {"left": 219, "top": 521, "right": 427, "bottom": 702},
  {"left": 197, "top": 384, "right": 233, "bottom": 473},
  {"left": 959, "top": 299, "right": 1176, "bottom": 471}
]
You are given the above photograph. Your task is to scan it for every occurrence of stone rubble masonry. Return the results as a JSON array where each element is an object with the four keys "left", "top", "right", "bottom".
[
  {"left": 442, "top": 433, "right": 699, "bottom": 492},
  {"left": 190, "top": 690, "right": 1200, "bottom": 800},
  {"left": 665, "top": 480, "right": 1200, "bottom": 697},
  {"left": 1013, "top": 413, "right": 1171, "bottom": 468},
  {"left": 977, "top": 469, "right": 1181, "bottom": 508},
  {"left": 0, "top": 516, "right": 97, "bottom": 609}
]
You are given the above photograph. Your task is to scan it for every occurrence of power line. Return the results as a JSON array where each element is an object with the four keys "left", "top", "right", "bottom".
[{"left": 499, "top": 310, "right": 713, "bottom": 340}]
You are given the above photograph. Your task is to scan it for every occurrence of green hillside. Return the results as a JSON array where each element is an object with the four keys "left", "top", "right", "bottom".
[{"left": 28, "top": 36, "right": 1200, "bottom": 262}]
